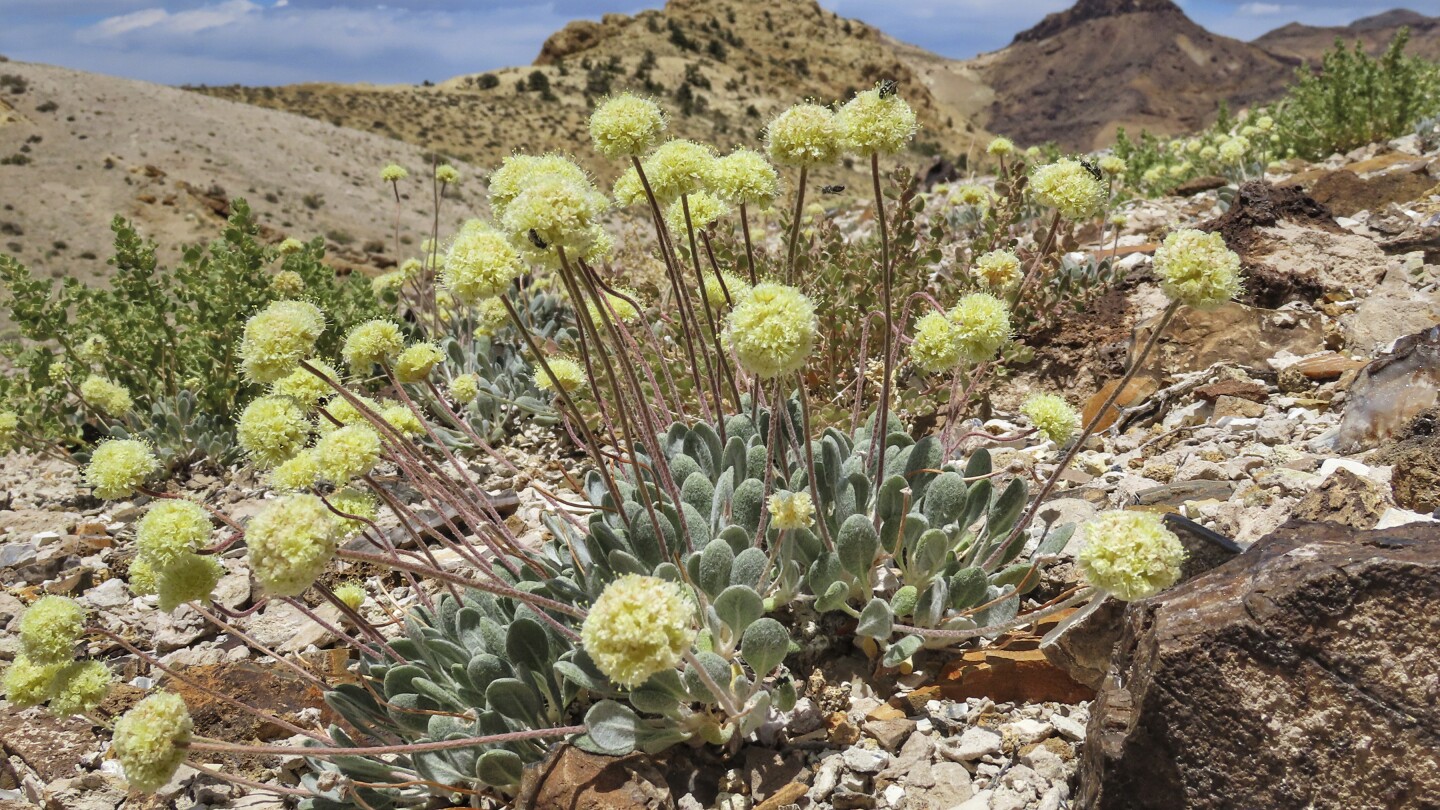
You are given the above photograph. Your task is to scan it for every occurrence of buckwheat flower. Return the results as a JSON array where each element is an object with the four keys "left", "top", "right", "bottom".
[
  {"left": 394, "top": 343, "right": 443, "bottom": 384},
  {"left": 726, "top": 283, "right": 817, "bottom": 379},
  {"left": 237, "top": 396, "right": 311, "bottom": 468},
  {"left": 1199, "top": 145, "right": 1218, "bottom": 161},
  {"left": 77, "top": 335, "right": 109, "bottom": 363},
  {"left": 972, "top": 249, "right": 1022, "bottom": 288},
  {"left": 1098, "top": 155, "right": 1126, "bottom": 176},
  {"left": 269, "top": 449, "right": 319, "bottom": 492},
  {"left": 155, "top": 552, "right": 222, "bottom": 613},
  {"left": 767, "top": 490, "right": 815, "bottom": 530},
  {"left": 319, "top": 394, "right": 382, "bottom": 431},
  {"left": 586, "top": 288, "right": 642, "bottom": 325},
  {"left": 1025, "top": 146, "right": 1043, "bottom": 161},
  {"left": 0, "top": 411, "right": 19, "bottom": 450},
  {"left": 277, "top": 237, "right": 306, "bottom": 255},
  {"left": 47, "top": 660, "right": 112, "bottom": 716},
  {"left": 79, "top": 375, "right": 133, "bottom": 416},
  {"left": 908, "top": 311, "right": 964, "bottom": 373},
  {"left": 584, "top": 226, "right": 614, "bottom": 263},
  {"left": 380, "top": 403, "right": 424, "bottom": 437},
  {"left": 642, "top": 139, "right": 717, "bottom": 203},
  {"left": 1022, "top": 393, "right": 1079, "bottom": 445},
  {"left": 128, "top": 558, "right": 158, "bottom": 596},
  {"left": 240, "top": 300, "right": 326, "bottom": 383},
  {"left": 1078, "top": 511, "right": 1186, "bottom": 601},
  {"left": 112, "top": 692, "right": 192, "bottom": 794},
  {"left": 703, "top": 272, "right": 749, "bottom": 310},
  {"left": 951, "top": 184, "right": 990, "bottom": 208},
  {"left": 613, "top": 166, "right": 646, "bottom": 208},
  {"left": 435, "top": 164, "right": 460, "bottom": 185},
  {"left": 765, "top": 103, "right": 841, "bottom": 167},
  {"left": 1218, "top": 136, "right": 1249, "bottom": 165},
  {"left": 334, "top": 581, "right": 366, "bottom": 611},
  {"left": 314, "top": 424, "right": 382, "bottom": 484},
  {"left": 1153, "top": 229, "right": 1243, "bottom": 310},
  {"left": 271, "top": 361, "right": 339, "bottom": 411},
  {"left": 1185, "top": 138, "right": 1202, "bottom": 155},
  {"left": 534, "top": 357, "right": 586, "bottom": 394},
  {"left": 136, "top": 500, "right": 211, "bottom": 574},
  {"left": 380, "top": 164, "right": 408, "bottom": 183},
  {"left": 342, "top": 320, "right": 404, "bottom": 373},
  {"left": 1256, "top": 115, "right": 1274, "bottom": 132},
  {"left": 474, "top": 298, "right": 510, "bottom": 336},
  {"left": 246, "top": 494, "right": 342, "bottom": 597},
  {"left": 711, "top": 148, "right": 780, "bottom": 209},
  {"left": 501, "top": 175, "right": 609, "bottom": 253},
  {"left": 947, "top": 293, "right": 1011, "bottom": 363},
  {"left": 665, "top": 191, "right": 730, "bottom": 236},
  {"left": 442, "top": 220, "right": 524, "bottom": 304},
  {"left": 2, "top": 656, "right": 62, "bottom": 708},
  {"left": 488, "top": 154, "right": 589, "bottom": 220},
  {"left": 448, "top": 373, "right": 481, "bottom": 405},
  {"left": 581, "top": 574, "right": 695, "bottom": 688},
  {"left": 84, "top": 439, "right": 158, "bottom": 500},
  {"left": 590, "top": 92, "right": 667, "bottom": 159},
  {"left": 837, "top": 86, "right": 917, "bottom": 156},
  {"left": 19, "top": 596, "right": 84, "bottom": 666},
  {"left": 986, "top": 136, "right": 1016, "bottom": 157},
  {"left": 1168, "top": 161, "right": 1191, "bottom": 179},
  {"left": 1031, "top": 158, "right": 1106, "bottom": 220},
  {"left": 1141, "top": 166, "right": 1165, "bottom": 186}
]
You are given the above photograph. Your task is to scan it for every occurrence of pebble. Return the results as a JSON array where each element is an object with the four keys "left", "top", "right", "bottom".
[
  {"left": 842, "top": 746, "right": 889, "bottom": 774},
  {"left": 940, "top": 727, "right": 1002, "bottom": 762},
  {"left": 1050, "top": 714, "right": 1087, "bottom": 741}
]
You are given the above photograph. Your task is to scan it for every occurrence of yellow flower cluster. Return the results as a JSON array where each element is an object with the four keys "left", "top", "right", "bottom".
[
  {"left": 314, "top": 424, "right": 382, "bottom": 484},
  {"left": 80, "top": 375, "right": 133, "bottom": 416},
  {"left": 1030, "top": 158, "right": 1107, "bottom": 220},
  {"left": 1153, "top": 229, "right": 1243, "bottom": 310},
  {"left": 665, "top": 191, "right": 730, "bottom": 236},
  {"left": 837, "top": 86, "right": 917, "bottom": 156},
  {"left": 443, "top": 220, "right": 524, "bottom": 305},
  {"left": 19, "top": 595, "right": 85, "bottom": 665},
  {"left": 711, "top": 148, "right": 780, "bottom": 209},
  {"left": 947, "top": 293, "right": 1012, "bottom": 363},
  {"left": 448, "top": 373, "right": 481, "bottom": 405},
  {"left": 237, "top": 395, "right": 310, "bottom": 468},
  {"left": 1078, "top": 511, "right": 1186, "bottom": 601},
  {"left": 972, "top": 249, "right": 1022, "bottom": 288},
  {"left": 394, "top": 343, "right": 444, "bottom": 383},
  {"left": 643, "top": 139, "right": 717, "bottom": 203},
  {"left": 342, "top": 320, "right": 404, "bottom": 373},
  {"left": 1021, "top": 393, "right": 1079, "bottom": 445},
  {"left": 724, "top": 282, "right": 817, "bottom": 379},
  {"left": 986, "top": 136, "right": 1015, "bottom": 157},
  {"left": 112, "top": 692, "right": 193, "bottom": 793},
  {"left": 136, "top": 500, "right": 211, "bottom": 573},
  {"left": 246, "top": 494, "right": 342, "bottom": 596},
  {"left": 435, "top": 164, "right": 460, "bottom": 185},
  {"left": 380, "top": 163, "right": 408, "bottom": 182},
  {"left": 767, "top": 490, "right": 815, "bottom": 530},
  {"left": 581, "top": 574, "right": 695, "bottom": 688},
  {"left": 766, "top": 103, "right": 841, "bottom": 167},
  {"left": 271, "top": 361, "right": 338, "bottom": 411},
  {"left": 703, "top": 272, "right": 749, "bottom": 311},
  {"left": 84, "top": 439, "right": 159, "bottom": 500},
  {"left": 535, "top": 357, "right": 586, "bottom": 394},
  {"left": 589, "top": 92, "right": 667, "bottom": 159},
  {"left": 239, "top": 300, "right": 325, "bottom": 383},
  {"left": 501, "top": 172, "right": 609, "bottom": 253},
  {"left": 908, "top": 312, "right": 963, "bottom": 374}
]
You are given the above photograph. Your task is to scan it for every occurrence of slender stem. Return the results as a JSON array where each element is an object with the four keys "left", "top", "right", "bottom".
[
  {"left": 184, "top": 725, "right": 587, "bottom": 757},
  {"left": 683, "top": 650, "right": 741, "bottom": 718},
  {"left": 869, "top": 153, "right": 895, "bottom": 489},
  {"left": 785, "top": 165, "right": 808, "bottom": 284},
  {"left": 894, "top": 587, "right": 1096, "bottom": 641},
  {"left": 795, "top": 380, "right": 833, "bottom": 550},
  {"left": 337, "top": 548, "right": 587, "bottom": 620},
  {"left": 740, "top": 202, "right": 758, "bottom": 284}
]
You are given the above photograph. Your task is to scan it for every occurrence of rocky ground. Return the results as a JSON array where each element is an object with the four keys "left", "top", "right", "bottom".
[{"left": 1, "top": 132, "right": 1438, "bottom": 809}]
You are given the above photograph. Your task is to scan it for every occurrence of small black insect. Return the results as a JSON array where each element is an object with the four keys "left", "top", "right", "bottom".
[
  {"left": 527, "top": 228, "right": 548, "bottom": 250},
  {"left": 820, "top": 184, "right": 846, "bottom": 194},
  {"left": 877, "top": 79, "right": 898, "bottom": 98},
  {"left": 1079, "top": 158, "right": 1102, "bottom": 181}
]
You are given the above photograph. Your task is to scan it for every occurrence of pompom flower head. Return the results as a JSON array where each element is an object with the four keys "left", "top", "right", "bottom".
[
  {"left": 47, "top": 660, "right": 112, "bottom": 716},
  {"left": 136, "top": 500, "right": 211, "bottom": 574},
  {"left": 837, "top": 86, "right": 917, "bottom": 156},
  {"left": 973, "top": 249, "right": 1022, "bottom": 288},
  {"left": 380, "top": 164, "right": 408, "bottom": 182},
  {"left": 613, "top": 167, "right": 646, "bottom": 208},
  {"left": 1098, "top": 155, "right": 1127, "bottom": 176},
  {"left": 19, "top": 596, "right": 84, "bottom": 665},
  {"left": 269, "top": 450, "right": 319, "bottom": 492},
  {"left": 84, "top": 439, "right": 158, "bottom": 500},
  {"left": 711, "top": 148, "right": 780, "bottom": 209},
  {"left": 1153, "top": 229, "right": 1243, "bottom": 310},
  {"left": 642, "top": 140, "right": 717, "bottom": 203},
  {"left": 1022, "top": 393, "right": 1079, "bottom": 445},
  {"left": 0, "top": 411, "right": 18, "bottom": 451},
  {"left": 909, "top": 311, "right": 964, "bottom": 373},
  {"left": 725, "top": 282, "right": 817, "bottom": 379},
  {"left": 113, "top": 692, "right": 192, "bottom": 793},
  {"left": 448, "top": 373, "right": 481, "bottom": 405},
  {"left": 765, "top": 103, "right": 841, "bottom": 167},
  {"left": 501, "top": 175, "right": 609, "bottom": 253},
  {"left": 380, "top": 403, "right": 424, "bottom": 437},
  {"left": 665, "top": 191, "right": 730, "bottom": 236},
  {"left": 246, "top": 494, "right": 342, "bottom": 597},
  {"left": 435, "top": 164, "right": 460, "bottom": 185},
  {"left": 334, "top": 581, "right": 366, "bottom": 611},
  {"left": 271, "top": 361, "right": 339, "bottom": 411},
  {"left": 590, "top": 92, "right": 667, "bottom": 158},
  {"left": 443, "top": 220, "right": 524, "bottom": 304},
  {"left": 1078, "top": 511, "right": 1186, "bottom": 601},
  {"left": 703, "top": 272, "right": 749, "bottom": 310},
  {"left": 946, "top": 293, "right": 1011, "bottom": 363},
  {"left": 314, "top": 424, "right": 382, "bottom": 485},
  {"left": 79, "top": 375, "right": 133, "bottom": 416},
  {"left": 342, "top": 320, "right": 404, "bottom": 374},
  {"left": 581, "top": 574, "right": 695, "bottom": 688},
  {"left": 237, "top": 396, "right": 310, "bottom": 468},
  {"left": 2, "top": 656, "right": 62, "bottom": 708},
  {"left": 1031, "top": 158, "right": 1106, "bottom": 220},
  {"left": 156, "top": 553, "right": 223, "bottom": 613},
  {"left": 535, "top": 358, "right": 586, "bottom": 394},
  {"left": 586, "top": 288, "right": 642, "bottom": 325},
  {"left": 239, "top": 300, "right": 325, "bottom": 383},
  {"left": 488, "top": 154, "right": 589, "bottom": 220},
  {"left": 767, "top": 490, "right": 815, "bottom": 530},
  {"left": 278, "top": 237, "right": 306, "bottom": 255},
  {"left": 986, "top": 136, "right": 1015, "bottom": 157},
  {"left": 394, "top": 343, "right": 443, "bottom": 384}
]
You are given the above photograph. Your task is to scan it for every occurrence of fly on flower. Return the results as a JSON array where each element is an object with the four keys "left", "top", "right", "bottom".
[
  {"left": 1079, "top": 158, "right": 1103, "bottom": 181},
  {"left": 527, "top": 228, "right": 549, "bottom": 250},
  {"left": 877, "top": 79, "right": 898, "bottom": 98},
  {"left": 820, "top": 184, "right": 846, "bottom": 194}
]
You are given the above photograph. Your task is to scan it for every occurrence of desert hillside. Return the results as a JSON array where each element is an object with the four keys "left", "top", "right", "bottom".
[
  {"left": 1255, "top": 9, "right": 1440, "bottom": 63},
  {"left": 0, "top": 60, "right": 479, "bottom": 284}
]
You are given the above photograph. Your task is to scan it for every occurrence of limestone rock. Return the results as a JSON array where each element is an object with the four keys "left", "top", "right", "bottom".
[
  {"left": 1335, "top": 323, "right": 1440, "bottom": 452},
  {"left": 1079, "top": 520, "right": 1440, "bottom": 809}
]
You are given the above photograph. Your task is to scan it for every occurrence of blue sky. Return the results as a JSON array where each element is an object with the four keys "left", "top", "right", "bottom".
[{"left": 0, "top": 0, "right": 1428, "bottom": 87}]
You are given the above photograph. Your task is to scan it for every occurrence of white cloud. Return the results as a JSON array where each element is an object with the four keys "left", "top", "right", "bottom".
[
  {"left": 1237, "top": 3, "right": 1300, "bottom": 16},
  {"left": 81, "top": 0, "right": 262, "bottom": 41}
]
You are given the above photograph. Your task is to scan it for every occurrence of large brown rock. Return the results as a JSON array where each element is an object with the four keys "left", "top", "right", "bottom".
[{"left": 1078, "top": 520, "right": 1440, "bottom": 810}]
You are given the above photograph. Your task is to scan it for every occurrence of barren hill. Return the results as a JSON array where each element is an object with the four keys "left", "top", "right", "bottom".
[
  {"left": 0, "top": 60, "right": 480, "bottom": 284},
  {"left": 191, "top": 0, "right": 994, "bottom": 188},
  {"left": 1254, "top": 9, "right": 1440, "bottom": 63},
  {"left": 972, "top": 0, "right": 1294, "bottom": 150}
]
